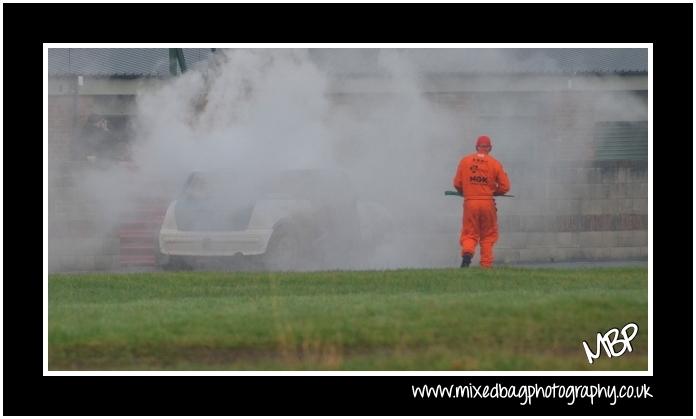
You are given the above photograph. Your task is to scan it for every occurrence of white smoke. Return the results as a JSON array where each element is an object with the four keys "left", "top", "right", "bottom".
[{"left": 58, "top": 48, "right": 647, "bottom": 271}]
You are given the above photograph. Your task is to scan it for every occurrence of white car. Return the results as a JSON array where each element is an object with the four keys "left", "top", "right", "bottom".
[{"left": 158, "top": 169, "right": 392, "bottom": 270}]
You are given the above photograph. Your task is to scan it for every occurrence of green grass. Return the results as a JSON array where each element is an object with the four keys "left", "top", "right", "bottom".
[{"left": 48, "top": 267, "right": 648, "bottom": 371}]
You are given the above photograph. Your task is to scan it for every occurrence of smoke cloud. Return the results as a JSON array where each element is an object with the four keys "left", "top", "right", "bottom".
[{"left": 60, "top": 48, "right": 647, "bottom": 271}]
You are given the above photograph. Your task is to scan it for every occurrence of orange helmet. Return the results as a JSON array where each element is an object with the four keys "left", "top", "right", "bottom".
[{"left": 476, "top": 135, "right": 492, "bottom": 152}]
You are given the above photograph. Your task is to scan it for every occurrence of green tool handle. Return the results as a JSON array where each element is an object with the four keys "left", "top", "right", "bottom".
[{"left": 445, "top": 190, "right": 515, "bottom": 198}]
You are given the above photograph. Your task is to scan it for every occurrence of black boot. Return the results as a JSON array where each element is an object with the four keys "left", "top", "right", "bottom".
[{"left": 460, "top": 253, "right": 472, "bottom": 268}]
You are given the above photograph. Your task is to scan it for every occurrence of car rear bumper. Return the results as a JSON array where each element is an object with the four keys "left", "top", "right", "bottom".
[{"left": 159, "top": 229, "right": 274, "bottom": 256}]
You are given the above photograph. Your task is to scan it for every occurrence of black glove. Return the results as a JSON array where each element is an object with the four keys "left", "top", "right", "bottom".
[{"left": 493, "top": 191, "right": 504, "bottom": 196}]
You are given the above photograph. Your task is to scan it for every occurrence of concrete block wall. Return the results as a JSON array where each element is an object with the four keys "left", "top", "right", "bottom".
[
  {"left": 48, "top": 87, "right": 648, "bottom": 270},
  {"left": 48, "top": 96, "right": 125, "bottom": 272},
  {"left": 494, "top": 160, "right": 648, "bottom": 264},
  {"left": 47, "top": 175, "right": 122, "bottom": 272}
]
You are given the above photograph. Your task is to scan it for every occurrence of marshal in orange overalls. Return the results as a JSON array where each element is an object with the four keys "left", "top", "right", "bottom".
[{"left": 453, "top": 135, "right": 510, "bottom": 268}]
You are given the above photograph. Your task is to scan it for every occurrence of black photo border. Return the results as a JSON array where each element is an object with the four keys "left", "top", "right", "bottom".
[{"left": 6, "top": 2, "right": 692, "bottom": 416}]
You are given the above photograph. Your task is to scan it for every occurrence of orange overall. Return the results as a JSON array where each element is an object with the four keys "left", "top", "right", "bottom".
[{"left": 453, "top": 152, "right": 510, "bottom": 267}]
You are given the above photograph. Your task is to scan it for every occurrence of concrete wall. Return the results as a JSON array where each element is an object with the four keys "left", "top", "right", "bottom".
[
  {"left": 47, "top": 95, "right": 144, "bottom": 272},
  {"left": 47, "top": 81, "right": 648, "bottom": 271},
  {"left": 47, "top": 96, "right": 113, "bottom": 272},
  {"left": 494, "top": 160, "right": 648, "bottom": 264}
]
